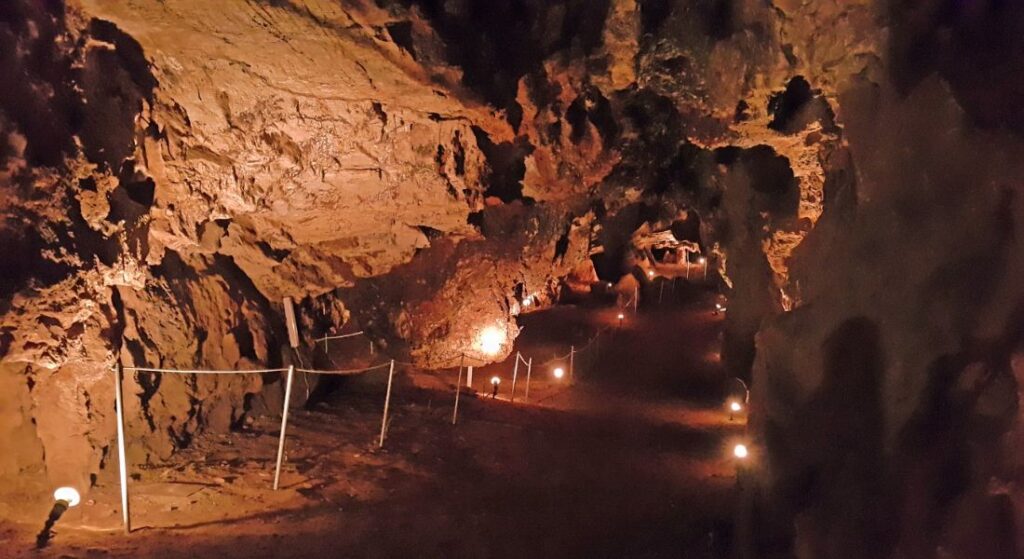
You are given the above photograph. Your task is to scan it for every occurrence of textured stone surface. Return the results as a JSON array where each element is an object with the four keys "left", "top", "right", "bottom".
[{"left": 2, "top": 2, "right": 1024, "bottom": 555}]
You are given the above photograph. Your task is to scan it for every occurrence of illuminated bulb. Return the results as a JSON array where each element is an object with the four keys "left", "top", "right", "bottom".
[
  {"left": 729, "top": 401, "right": 742, "bottom": 413},
  {"left": 553, "top": 367, "right": 565, "bottom": 379},
  {"left": 698, "top": 257, "right": 707, "bottom": 265},
  {"left": 490, "top": 376, "right": 501, "bottom": 385},
  {"left": 53, "top": 487, "right": 80, "bottom": 507},
  {"left": 733, "top": 444, "right": 749, "bottom": 459},
  {"left": 478, "top": 326, "right": 504, "bottom": 356},
  {"left": 647, "top": 270, "right": 655, "bottom": 278},
  {"left": 522, "top": 298, "right": 531, "bottom": 308},
  {"left": 617, "top": 313, "right": 625, "bottom": 320}
]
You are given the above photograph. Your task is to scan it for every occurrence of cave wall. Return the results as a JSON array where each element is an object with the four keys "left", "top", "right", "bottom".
[{"left": 1, "top": 1, "right": 1023, "bottom": 554}]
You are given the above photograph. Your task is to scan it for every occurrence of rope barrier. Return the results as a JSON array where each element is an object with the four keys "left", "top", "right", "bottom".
[
  {"left": 313, "top": 331, "right": 365, "bottom": 342},
  {"left": 295, "top": 362, "right": 393, "bottom": 376},
  {"left": 122, "top": 366, "right": 289, "bottom": 374}
]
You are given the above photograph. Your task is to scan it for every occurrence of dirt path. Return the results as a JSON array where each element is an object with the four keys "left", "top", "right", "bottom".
[{"left": 6, "top": 292, "right": 744, "bottom": 558}]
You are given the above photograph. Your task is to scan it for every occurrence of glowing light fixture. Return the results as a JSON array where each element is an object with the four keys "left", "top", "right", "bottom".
[
  {"left": 729, "top": 401, "right": 742, "bottom": 413},
  {"left": 490, "top": 376, "right": 501, "bottom": 385},
  {"left": 617, "top": 313, "right": 625, "bottom": 320},
  {"left": 553, "top": 367, "right": 565, "bottom": 379},
  {"left": 478, "top": 326, "right": 504, "bottom": 356},
  {"left": 53, "top": 487, "right": 80, "bottom": 507},
  {"left": 522, "top": 298, "right": 532, "bottom": 308},
  {"left": 37, "top": 487, "right": 81, "bottom": 548},
  {"left": 647, "top": 270, "right": 655, "bottom": 278},
  {"left": 698, "top": 257, "right": 707, "bottom": 265},
  {"left": 733, "top": 444, "right": 749, "bottom": 459}
]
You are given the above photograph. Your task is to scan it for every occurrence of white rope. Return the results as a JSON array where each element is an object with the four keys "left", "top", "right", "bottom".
[
  {"left": 122, "top": 367, "right": 289, "bottom": 374},
  {"left": 295, "top": 362, "right": 393, "bottom": 376},
  {"left": 313, "top": 331, "right": 365, "bottom": 342}
]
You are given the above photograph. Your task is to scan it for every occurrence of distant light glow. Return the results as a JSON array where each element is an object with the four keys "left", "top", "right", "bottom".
[
  {"left": 698, "top": 257, "right": 707, "bottom": 265},
  {"left": 617, "top": 313, "right": 625, "bottom": 320},
  {"left": 553, "top": 367, "right": 565, "bottom": 379},
  {"left": 647, "top": 270, "right": 655, "bottom": 278},
  {"left": 729, "top": 401, "right": 742, "bottom": 412},
  {"left": 53, "top": 487, "right": 81, "bottom": 507},
  {"left": 733, "top": 444, "right": 749, "bottom": 459},
  {"left": 490, "top": 376, "right": 501, "bottom": 385},
  {"left": 522, "top": 298, "right": 532, "bottom": 308},
  {"left": 478, "top": 326, "right": 504, "bottom": 356}
]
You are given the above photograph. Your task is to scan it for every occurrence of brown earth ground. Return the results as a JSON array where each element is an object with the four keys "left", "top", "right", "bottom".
[{"left": 1, "top": 283, "right": 746, "bottom": 558}]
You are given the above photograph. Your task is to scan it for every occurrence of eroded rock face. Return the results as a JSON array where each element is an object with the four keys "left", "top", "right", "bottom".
[{"left": 1, "top": 1, "right": 1023, "bottom": 554}]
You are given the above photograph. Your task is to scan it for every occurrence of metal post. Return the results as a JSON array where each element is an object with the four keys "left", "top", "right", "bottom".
[
  {"left": 569, "top": 345, "right": 575, "bottom": 383},
  {"left": 273, "top": 365, "right": 295, "bottom": 490},
  {"left": 379, "top": 360, "right": 396, "bottom": 448},
  {"left": 113, "top": 363, "right": 131, "bottom": 534},
  {"left": 466, "top": 365, "right": 474, "bottom": 388},
  {"left": 510, "top": 352, "right": 520, "bottom": 403},
  {"left": 525, "top": 358, "right": 533, "bottom": 403},
  {"left": 452, "top": 354, "right": 464, "bottom": 425},
  {"left": 633, "top": 284, "right": 639, "bottom": 314}
]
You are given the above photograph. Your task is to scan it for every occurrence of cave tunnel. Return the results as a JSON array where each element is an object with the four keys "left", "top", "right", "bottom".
[{"left": 2, "top": 1, "right": 1024, "bottom": 558}]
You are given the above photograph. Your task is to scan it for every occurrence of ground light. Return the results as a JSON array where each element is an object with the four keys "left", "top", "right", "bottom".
[
  {"left": 490, "top": 376, "right": 501, "bottom": 398},
  {"left": 617, "top": 312, "right": 625, "bottom": 327},
  {"left": 553, "top": 367, "right": 565, "bottom": 379},
  {"left": 728, "top": 400, "right": 743, "bottom": 421},
  {"left": 36, "top": 487, "right": 80, "bottom": 548}
]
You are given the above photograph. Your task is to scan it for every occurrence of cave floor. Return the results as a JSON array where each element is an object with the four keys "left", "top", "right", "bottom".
[{"left": 5, "top": 289, "right": 744, "bottom": 558}]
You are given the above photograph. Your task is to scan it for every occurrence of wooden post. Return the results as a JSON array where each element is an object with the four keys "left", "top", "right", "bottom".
[
  {"left": 273, "top": 365, "right": 295, "bottom": 490},
  {"left": 525, "top": 358, "right": 533, "bottom": 403},
  {"left": 378, "top": 360, "right": 395, "bottom": 448},
  {"left": 633, "top": 284, "right": 639, "bottom": 314},
  {"left": 113, "top": 363, "right": 131, "bottom": 534},
  {"left": 466, "top": 365, "right": 474, "bottom": 388},
  {"left": 510, "top": 352, "right": 520, "bottom": 403},
  {"left": 569, "top": 345, "right": 575, "bottom": 383},
  {"left": 452, "top": 354, "right": 464, "bottom": 425}
]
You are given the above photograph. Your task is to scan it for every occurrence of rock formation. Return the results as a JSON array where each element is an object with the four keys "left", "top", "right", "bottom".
[{"left": 2, "top": 1, "right": 1023, "bottom": 555}]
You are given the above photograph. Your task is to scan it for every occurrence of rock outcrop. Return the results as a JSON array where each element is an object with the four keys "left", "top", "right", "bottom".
[{"left": 2, "top": 1, "right": 1023, "bottom": 555}]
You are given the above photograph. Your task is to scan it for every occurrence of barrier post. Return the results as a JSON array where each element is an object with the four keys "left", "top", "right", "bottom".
[
  {"left": 452, "top": 354, "right": 464, "bottom": 425},
  {"left": 273, "top": 365, "right": 295, "bottom": 490},
  {"left": 379, "top": 360, "right": 396, "bottom": 448},
  {"left": 525, "top": 358, "right": 533, "bottom": 402},
  {"left": 569, "top": 345, "right": 575, "bottom": 384},
  {"left": 510, "top": 353, "right": 520, "bottom": 403},
  {"left": 114, "top": 363, "right": 131, "bottom": 534}
]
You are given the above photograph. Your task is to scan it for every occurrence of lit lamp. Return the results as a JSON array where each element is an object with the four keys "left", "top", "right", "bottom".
[
  {"left": 522, "top": 297, "right": 532, "bottom": 308},
  {"left": 728, "top": 399, "right": 743, "bottom": 420},
  {"left": 490, "top": 376, "right": 501, "bottom": 398},
  {"left": 647, "top": 270, "right": 655, "bottom": 278},
  {"left": 617, "top": 312, "right": 625, "bottom": 328},
  {"left": 698, "top": 256, "right": 708, "bottom": 280},
  {"left": 478, "top": 326, "right": 504, "bottom": 356},
  {"left": 553, "top": 367, "right": 565, "bottom": 380},
  {"left": 733, "top": 443, "right": 749, "bottom": 459},
  {"left": 36, "top": 487, "right": 81, "bottom": 548}
]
